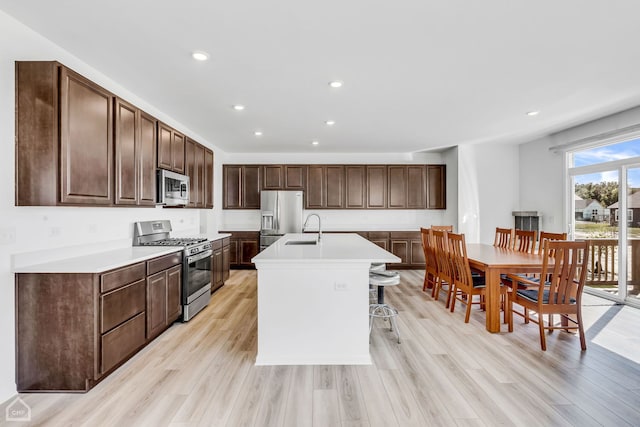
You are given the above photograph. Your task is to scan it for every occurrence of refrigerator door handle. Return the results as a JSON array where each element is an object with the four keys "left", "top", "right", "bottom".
[{"left": 274, "top": 192, "right": 280, "bottom": 231}]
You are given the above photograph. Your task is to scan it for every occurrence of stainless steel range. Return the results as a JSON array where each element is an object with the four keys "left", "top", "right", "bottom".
[{"left": 133, "top": 220, "right": 212, "bottom": 321}]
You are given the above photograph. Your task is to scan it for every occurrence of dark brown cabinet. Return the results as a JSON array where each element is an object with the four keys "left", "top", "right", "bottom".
[
  {"left": 16, "top": 251, "right": 181, "bottom": 391},
  {"left": 222, "top": 238, "right": 231, "bottom": 281},
  {"left": 222, "top": 231, "right": 260, "bottom": 268},
  {"left": 305, "top": 165, "right": 344, "bottom": 209},
  {"left": 221, "top": 163, "right": 445, "bottom": 210},
  {"left": 388, "top": 231, "right": 425, "bottom": 269},
  {"left": 427, "top": 165, "right": 446, "bottom": 209},
  {"left": 204, "top": 148, "right": 214, "bottom": 209},
  {"left": 366, "top": 165, "right": 387, "bottom": 209},
  {"left": 212, "top": 239, "right": 224, "bottom": 290},
  {"left": 223, "top": 165, "right": 261, "bottom": 209},
  {"left": 262, "top": 165, "right": 306, "bottom": 190},
  {"left": 345, "top": 166, "right": 366, "bottom": 209},
  {"left": 157, "top": 122, "right": 185, "bottom": 174},
  {"left": 16, "top": 61, "right": 114, "bottom": 206},
  {"left": 367, "top": 232, "right": 390, "bottom": 251},
  {"left": 114, "top": 98, "right": 157, "bottom": 206}
]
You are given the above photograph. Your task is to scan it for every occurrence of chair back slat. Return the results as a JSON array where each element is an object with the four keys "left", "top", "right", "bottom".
[
  {"left": 513, "top": 229, "right": 537, "bottom": 253},
  {"left": 538, "top": 231, "right": 568, "bottom": 256},
  {"left": 539, "top": 240, "right": 589, "bottom": 308},
  {"left": 430, "top": 229, "right": 451, "bottom": 284},
  {"left": 446, "top": 232, "right": 472, "bottom": 291},
  {"left": 431, "top": 225, "right": 453, "bottom": 232},
  {"left": 494, "top": 227, "right": 514, "bottom": 249}
]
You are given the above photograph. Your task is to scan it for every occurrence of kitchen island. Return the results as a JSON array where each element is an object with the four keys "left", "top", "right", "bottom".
[{"left": 252, "top": 233, "right": 400, "bottom": 365}]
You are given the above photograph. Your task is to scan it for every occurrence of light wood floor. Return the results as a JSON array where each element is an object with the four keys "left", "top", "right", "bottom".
[{"left": 2, "top": 270, "right": 640, "bottom": 426}]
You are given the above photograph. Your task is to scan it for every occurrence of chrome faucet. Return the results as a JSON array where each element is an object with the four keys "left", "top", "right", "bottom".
[{"left": 303, "top": 213, "right": 322, "bottom": 242}]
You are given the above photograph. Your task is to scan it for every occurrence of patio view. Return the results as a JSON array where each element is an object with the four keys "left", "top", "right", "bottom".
[{"left": 573, "top": 149, "right": 640, "bottom": 300}]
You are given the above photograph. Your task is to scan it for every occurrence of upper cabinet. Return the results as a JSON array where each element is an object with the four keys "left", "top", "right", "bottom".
[
  {"left": 186, "top": 138, "right": 214, "bottom": 209},
  {"left": 16, "top": 60, "right": 213, "bottom": 209},
  {"left": 305, "top": 165, "right": 344, "bottom": 209},
  {"left": 426, "top": 165, "right": 446, "bottom": 209},
  {"left": 16, "top": 61, "right": 114, "bottom": 206},
  {"left": 262, "top": 165, "right": 305, "bottom": 190},
  {"left": 114, "top": 98, "right": 157, "bottom": 206},
  {"left": 157, "top": 122, "right": 185, "bottom": 174},
  {"left": 222, "top": 163, "right": 446, "bottom": 210},
  {"left": 223, "top": 165, "right": 260, "bottom": 209}
]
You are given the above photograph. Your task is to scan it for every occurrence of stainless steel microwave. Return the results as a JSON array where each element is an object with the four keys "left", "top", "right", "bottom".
[{"left": 157, "top": 169, "right": 190, "bottom": 206}]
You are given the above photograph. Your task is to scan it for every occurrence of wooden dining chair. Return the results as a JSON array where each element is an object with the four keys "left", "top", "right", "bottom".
[
  {"left": 537, "top": 231, "right": 567, "bottom": 255},
  {"left": 421, "top": 227, "right": 437, "bottom": 292},
  {"left": 431, "top": 225, "right": 453, "bottom": 232},
  {"left": 447, "top": 231, "right": 508, "bottom": 323},
  {"left": 506, "top": 240, "right": 589, "bottom": 350},
  {"left": 430, "top": 229, "right": 454, "bottom": 307},
  {"left": 493, "top": 227, "right": 514, "bottom": 249},
  {"left": 513, "top": 229, "right": 537, "bottom": 253}
]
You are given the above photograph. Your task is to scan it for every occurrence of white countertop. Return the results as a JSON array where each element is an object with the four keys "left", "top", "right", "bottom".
[
  {"left": 252, "top": 233, "right": 400, "bottom": 264},
  {"left": 13, "top": 246, "right": 184, "bottom": 274}
]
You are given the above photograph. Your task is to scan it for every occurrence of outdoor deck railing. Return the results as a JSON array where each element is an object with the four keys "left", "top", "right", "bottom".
[{"left": 584, "top": 238, "right": 640, "bottom": 292}]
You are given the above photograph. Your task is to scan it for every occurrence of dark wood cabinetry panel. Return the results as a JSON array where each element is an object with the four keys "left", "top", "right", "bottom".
[
  {"left": 427, "top": 165, "right": 446, "bottom": 209},
  {"left": 222, "top": 238, "right": 231, "bottom": 281},
  {"left": 114, "top": 99, "right": 157, "bottom": 206},
  {"left": 114, "top": 98, "right": 138, "bottom": 205},
  {"left": 387, "top": 166, "right": 407, "bottom": 208},
  {"left": 100, "top": 279, "right": 145, "bottom": 333},
  {"left": 263, "top": 165, "right": 283, "bottom": 189},
  {"left": 157, "top": 122, "right": 173, "bottom": 171},
  {"left": 306, "top": 165, "right": 324, "bottom": 208},
  {"left": 224, "top": 165, "right": 242, "bottom": 208},
  {"left": 243, "top": 166, "right": 261, "bottom": 208},
  {"left": 139, "top": 112, "right": 157, "bottom": 206},
  {"left": 212, "top": 244, "right": 224, "bottom": 290},
  {"left": 390, "top": 239, "right": 410, "bottom": 268},
  {"left": 204, "top": 148, "right": 214, "bottom": 208},
  {"left": 166, "top": 265, "right": 182, "bottom": 322},
  {"left": 325, "top": 166, "right": 345, "bottom": 208},
  {"left": 172, "top": 131, "right": 185, "bottom": 174},
  {"left": 195, "top": 143, "right": 205, "bottom": 207},
  {"left": 222, "top": 162, "right": 445, "bottom": 210},
  {"left": 368, "top": 231, "right": 390, "bottom": 251},
  {"left": 222, "top": 231, "right": 260, "bottom": 268},
  {"left": 185, "top": 138, "right": 196, "bottom": 207},
  {"left": 388, "top": 231, "right": 424, "bottom": 268},
  {"left": 157, "top": 122, "right": 185, "bottom": 174},
  {"left": 59, "top": 67, "right": 114, "bottom": 205},
  {"left": 366, "top": 165, "right": 387, "bottom": 209},
  {"left": 345, "top": 166, "right": 366, "bottom": 209},
  {"left": 284, "top": 165, "right": 305, "bottom": 189},
  {"left": 101, "top": 313, "right": 145, "bottom": 374},
  {"left": 407, "top": 165, "right": 426, "bottom": 209},
  {"left": 410, "top": 240, "right": 426, "bottom": 265},
  {"left": 146, "top": 270, "right": 167, "bottom": 339}
]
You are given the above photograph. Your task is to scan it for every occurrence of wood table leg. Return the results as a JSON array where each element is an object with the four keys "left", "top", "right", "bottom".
[{"left": 484, "top": 268, "right": 501, "bottom": 333}]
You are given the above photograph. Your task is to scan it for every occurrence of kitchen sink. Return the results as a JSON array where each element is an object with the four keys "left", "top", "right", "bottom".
[{"left": 285, "top": 240, "right": 318, "bottom": 245}]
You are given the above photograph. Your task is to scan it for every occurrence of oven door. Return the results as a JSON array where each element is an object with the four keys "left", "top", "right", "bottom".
[{"left": 185, "top": 249, "right": 213, "bottom": 304}]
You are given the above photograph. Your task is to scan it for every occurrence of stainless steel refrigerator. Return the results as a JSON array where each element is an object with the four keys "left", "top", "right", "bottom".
[{"left": 260, "top": 190, "right": 304, "bottom": 250}]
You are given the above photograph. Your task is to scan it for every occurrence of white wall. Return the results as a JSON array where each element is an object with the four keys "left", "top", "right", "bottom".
[
  {"left": 518, "top": 136, "right": 566, "bottom": 233},
  {"left": 457, "top": 143, "right": 520, "bottom": 244},
  {"left": 0, "top": 11, "right": 224, "bottom": 402}
]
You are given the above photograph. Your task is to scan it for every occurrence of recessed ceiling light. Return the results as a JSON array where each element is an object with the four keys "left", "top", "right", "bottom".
[
  {"left": 325, "top": 120, "right": 336, "bottom": 126},
  {"left": 192, "top": 51, "right": 209, "bottom": 61},
  {"left": 254, "top": 131, "right": 263, "bottom": 137},
  {"left": 329, "top": 81, "right": 343, "bottom": 88},
  {"left": 526, "top": 111, "right": 540, "bottom": 116},
  {"left": 233, "top": 105, "right": 245, "bottom": 111},
  {"left": 311, "top": 140, "right": 319, "bottom": 146}
]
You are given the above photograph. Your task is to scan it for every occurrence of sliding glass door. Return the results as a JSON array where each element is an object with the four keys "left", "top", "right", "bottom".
[{"left": 568, "top": 139, "right": 640, "bottom": 305}]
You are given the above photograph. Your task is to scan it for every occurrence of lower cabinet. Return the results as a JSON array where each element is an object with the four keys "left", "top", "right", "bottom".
[
  {"left": 222, "top": 238, "right": 231, "bottom": 281},
  {"left": 222, "top": 231, "right": 260, "bottom": 268},
  {"left": 15, "top": 251, "right": 182, "bottom": 392},
  {"left": 211, "top": 239, "right": 224, "bottom": 291},
  {"left": 388, "top": 231, "right": 425, "bottom": 269}
]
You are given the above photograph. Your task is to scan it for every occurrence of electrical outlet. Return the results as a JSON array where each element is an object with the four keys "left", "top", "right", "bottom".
[
  {"left": 0, "top": 227, "right": 16, "bottom": 245},
  {"left": 49, "top": 227, "right": 61, "bottom": 237}
]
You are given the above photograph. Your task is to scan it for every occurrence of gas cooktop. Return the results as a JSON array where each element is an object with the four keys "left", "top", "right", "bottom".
[{"left": 139, "top": 237, "right": 208, "bottom": 247}]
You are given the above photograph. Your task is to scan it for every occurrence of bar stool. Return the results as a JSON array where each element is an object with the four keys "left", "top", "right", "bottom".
[{"left": 369, "top": 266, "right": 401, "bottom": 343}]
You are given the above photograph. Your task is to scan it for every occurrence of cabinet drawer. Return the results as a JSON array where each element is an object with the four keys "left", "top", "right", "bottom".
[
  {"left": 389, "top": 231, "right": 420, "bottom": 240},
  {"left": 100, "top": 279, "right": 146, "bottom": 333},
  {"left": 211, "top": 239, "right": 223, "bottom": 250},
  {"left": 101, "top": 312, "right": 145, "bottom": 373},
  {"left": 147, "top": 252, "right": 182, "bottom": 276},
  {"left": 222, "top": 237, "right": 230, "bottom": 246},
  {"left": 100, "top": 262, "right": 146, "bottom": 293}
]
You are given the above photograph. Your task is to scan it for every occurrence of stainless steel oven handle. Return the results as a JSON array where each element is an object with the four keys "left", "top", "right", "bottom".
[{"left": 187, "top": 249, "right": 213, "bottom": 263}]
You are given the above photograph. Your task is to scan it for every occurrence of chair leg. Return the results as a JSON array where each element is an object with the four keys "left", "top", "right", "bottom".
[
  {"left": 524, "top": 307, "right": 530, "bottom": 324},
  {"left": 507, "top": 294, "right": 513, "bottom": 333},
  {"left": 538, "top": 316, "right": 547, "bottom": 351},
  {"left": 432, "top": 278, "right": 440, "bottom": 300},
  {"left": 445, "top": 283, "right": 454, "bottom": 309},
  {"left": 464, "top": 294, "right": 472, "bottom": 323},
  {"left": 577, "top": 310, "right": 586, "bottom": 351}
]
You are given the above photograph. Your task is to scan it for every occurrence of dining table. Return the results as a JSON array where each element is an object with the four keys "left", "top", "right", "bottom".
[{"left": 465, "top": 243, "right": 545, "bottom": 333}]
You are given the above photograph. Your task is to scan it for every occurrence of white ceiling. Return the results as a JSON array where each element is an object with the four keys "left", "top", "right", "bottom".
[{"left": 3, "top": 0, "right": 640, "bottom": 154}]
